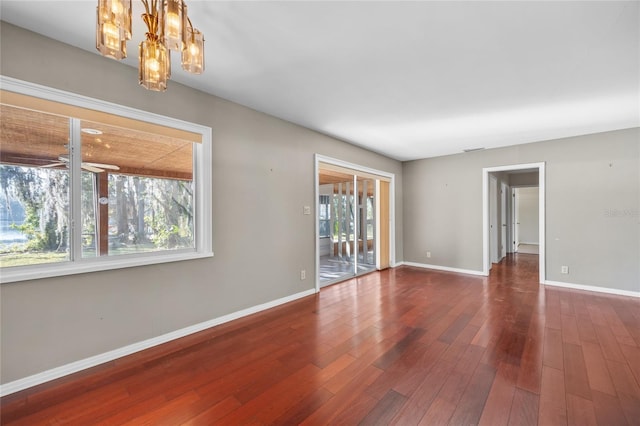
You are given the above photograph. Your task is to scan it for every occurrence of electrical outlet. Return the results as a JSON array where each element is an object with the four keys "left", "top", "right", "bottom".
[
  {"left": 300, "top": 269, "right": 306, "bottom": 280},
  {"left": 561, "top": 266, "right": 569, "bottom": 274},
  {"left": 426, "top": 251, "right": 431, "bottom": 258},
  {"left": 303, "top": 206, "right": 311, "bottom": 215}
]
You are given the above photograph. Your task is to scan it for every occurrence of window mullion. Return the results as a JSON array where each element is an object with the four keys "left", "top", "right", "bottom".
[{"left": 69, "top": 118, "right": 83, "bottom": 262}]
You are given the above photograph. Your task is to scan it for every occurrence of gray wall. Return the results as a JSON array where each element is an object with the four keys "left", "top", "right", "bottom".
[
  {"left": 0, "top": 23, "right": 404, "bottom": 383},
  {"left": 403, "top": 128, "right": 640, "bottom": 292},
  {"left": 509, "top": 172, "right": 539, "bottom": 187}
]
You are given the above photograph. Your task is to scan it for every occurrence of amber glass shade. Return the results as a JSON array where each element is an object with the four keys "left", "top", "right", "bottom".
[
  {"left": 120, "top": 0, "right": 132, "bottom": 40},
  {"left": 96, "top": 0, "right": 131, "bottom": 60},
  {"left": 181, "top": 27, "right": 204, "bottom": 74},
  {"left": 97, "top": 0, "right": 131, "bottom": 39},
  {"left": 139, "top": 39, "right": 170, "bottom": 92},
  {"left": 96, "top": 7, "right": 127, "bottom": 60},
  {"left": 163, "top": 0, "right": 187, "bottom": 51}
]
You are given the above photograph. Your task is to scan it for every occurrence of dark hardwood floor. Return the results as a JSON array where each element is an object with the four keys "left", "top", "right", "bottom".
[{"left": 2, "top": 254, "right": 639, "bottom": 425}]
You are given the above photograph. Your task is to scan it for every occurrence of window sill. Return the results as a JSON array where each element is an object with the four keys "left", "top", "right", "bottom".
[{"left": 0, "top": 251, "right": 214, "bottom": 284}]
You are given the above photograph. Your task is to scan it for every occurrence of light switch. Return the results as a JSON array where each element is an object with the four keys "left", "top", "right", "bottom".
[{"left": 303, "top": 206, "right": 311, "bottom": 215}]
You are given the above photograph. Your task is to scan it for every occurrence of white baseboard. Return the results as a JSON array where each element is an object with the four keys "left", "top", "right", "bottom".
[
  {"left": 394, "top": 264, "right": 637, "bottom": 297},
  {"left": 401, "top": 261, "right": 486, "bottom": 277},
  {"left": 0, "top": 288, "right": 316, "bottom": 397},
  {"left": 544, "top": 280, "right": 640, "bottom": 298}
]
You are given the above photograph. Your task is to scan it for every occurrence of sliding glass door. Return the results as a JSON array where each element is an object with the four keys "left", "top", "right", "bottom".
[
  {"left": 357, "top": 178, "right": 376, "bottom": 271},
  {"left": 318, "top": 166, "right": 379, "bottom": 287}
]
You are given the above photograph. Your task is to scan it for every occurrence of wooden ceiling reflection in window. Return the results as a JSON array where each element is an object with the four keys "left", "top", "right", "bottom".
[{"left": 1, "top": 104, "right": 193, "bottom": 180}]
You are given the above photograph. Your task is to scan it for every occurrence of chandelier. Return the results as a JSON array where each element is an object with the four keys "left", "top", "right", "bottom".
[{"left": 96, "top": 0, "right": 205, "bottom": 92}]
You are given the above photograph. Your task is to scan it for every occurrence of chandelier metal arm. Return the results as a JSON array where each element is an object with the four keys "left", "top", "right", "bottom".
[{"left": 140, "top": 0, "right": 150, "bottom": 16}]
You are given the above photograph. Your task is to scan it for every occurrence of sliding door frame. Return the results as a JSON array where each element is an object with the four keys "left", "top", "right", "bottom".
[{"left": 314, "top": 154, "right": 395, "bottom": 293}]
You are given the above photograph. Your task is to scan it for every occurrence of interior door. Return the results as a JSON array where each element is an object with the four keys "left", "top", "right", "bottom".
[
  {"left": 489, "top": 175, "right": 498, "bottom": 264},
  {"left": 513, "top": 188, "right": 520, "bottom": 252},
  {"left": 501, "top": 182, "right": 508, "bottom": 259}
]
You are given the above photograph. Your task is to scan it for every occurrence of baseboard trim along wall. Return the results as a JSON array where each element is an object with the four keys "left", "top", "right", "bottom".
[
  {"left": 397, "top": 264, "right": 639, "bottom": 298},
  {"left": 544, "top": 280, "right": 640, "bottom": 298},
  {"left": 401, "top": 261, "right": 486, "bottom": 276},
  {"left": 0, "top": 288, "right": 317, "bottom": 397}
]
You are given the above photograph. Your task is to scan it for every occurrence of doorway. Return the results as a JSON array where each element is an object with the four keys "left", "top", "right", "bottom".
[
  {"left": 483, "top": 163, "right": 545, "bottom": 283},
  {"left": 315, "top": 156, "right": 393, "bottom": 290}
]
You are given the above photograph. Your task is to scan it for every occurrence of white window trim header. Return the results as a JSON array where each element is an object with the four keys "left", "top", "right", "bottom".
[{"left": 0, "top": 76, "right": 213, "bottom": 284}]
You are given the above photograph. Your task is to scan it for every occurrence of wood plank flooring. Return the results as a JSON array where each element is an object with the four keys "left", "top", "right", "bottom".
[{"left": 2, "top": 254, "right": 639, "bottom": 425}]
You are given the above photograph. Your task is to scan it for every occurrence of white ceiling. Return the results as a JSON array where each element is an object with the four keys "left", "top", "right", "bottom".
[{"left": 2, "top": 1, "right": 639, "bottom": 161}]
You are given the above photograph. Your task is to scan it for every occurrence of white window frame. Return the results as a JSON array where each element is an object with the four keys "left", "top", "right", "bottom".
[{"left": 0, "top": 76, "right": 213, "bottom": 284}]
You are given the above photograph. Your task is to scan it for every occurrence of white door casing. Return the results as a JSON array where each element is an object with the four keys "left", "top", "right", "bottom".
[{"left": 482, "top": 162, "right": 546, "bottom": 284}]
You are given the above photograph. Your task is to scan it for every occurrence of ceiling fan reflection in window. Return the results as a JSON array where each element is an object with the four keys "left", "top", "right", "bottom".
[{"left": 42, "top": 155, "right": 120, "bottom": 173}]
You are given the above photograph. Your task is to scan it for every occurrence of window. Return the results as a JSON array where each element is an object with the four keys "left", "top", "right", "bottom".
[
  {"left": 1, "top": 108, "right": 71, "bottom": 267},
  {"left": 319, "top": 195, "right": 331, "bottom": 238},
  {"left": 0, "top": 78, "right": 212, "bottom": 283},
  {"left": 79, "top": 120, "right": 195, "bottom": 258}
]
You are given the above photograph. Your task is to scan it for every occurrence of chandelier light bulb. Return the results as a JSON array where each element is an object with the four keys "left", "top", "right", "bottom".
[
  {"left": 181, "top": 25, "right": 204, "bottom": 74},
  {"left": 149, "top": 58, "right": 160, "bottom": 72},
  {"left": 166, "top": 12, "right": 181, "bottom": 39},
  {"left": 103, "top": 22, "right": 121, "bottom": 50},
  {"left": 111, "top": 0, "right": 123, "bottom": 15},
  {"left": 189, "top": 42, "right": 199, "bottom": 56}
]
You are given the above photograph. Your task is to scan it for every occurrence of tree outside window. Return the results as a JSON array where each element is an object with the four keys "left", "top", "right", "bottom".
[{"left": 1, "top": 104, "right": 196, "bottom": 268}]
